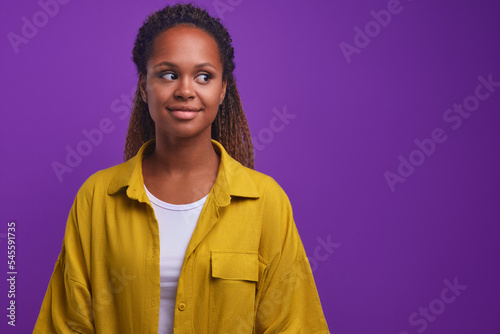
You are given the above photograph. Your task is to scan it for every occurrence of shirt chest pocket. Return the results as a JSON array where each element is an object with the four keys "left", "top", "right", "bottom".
[
  {"left": 211, "top": 251, "right": 259, "bottom": 282},
  {"left": 209, "top": 250, "right": 264, "bottom": 331}
]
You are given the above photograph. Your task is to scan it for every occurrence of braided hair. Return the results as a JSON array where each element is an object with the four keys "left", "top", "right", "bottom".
[{"left": 124, "top": 3, "right": 254, "bottom": 168}]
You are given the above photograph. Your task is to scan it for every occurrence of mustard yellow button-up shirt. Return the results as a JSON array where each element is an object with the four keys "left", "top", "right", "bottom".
[{"left": 34, "top": 139, "right": 330, "bottom": 333}]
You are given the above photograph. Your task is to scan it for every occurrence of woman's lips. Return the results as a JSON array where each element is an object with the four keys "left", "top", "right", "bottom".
[{"left": 168, "top": 108, "right": 200, "bottom": 120}]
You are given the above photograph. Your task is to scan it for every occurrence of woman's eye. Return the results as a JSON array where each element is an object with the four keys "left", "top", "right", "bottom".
[
  {"left": 161, "top": 73, "right": 177, "bottom": 80},
  {"left": 195, "top": 74, "right": 211, "bottom": 83}
]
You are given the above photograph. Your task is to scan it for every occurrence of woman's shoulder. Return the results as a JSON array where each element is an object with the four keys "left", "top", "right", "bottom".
[
  {"left": 75, "top": 157, "right": 137, "bottom": 196},
  {"left": 235, "top": 164, "right": 291, "bottom": 204},
  {"left": 244, "top": 166, "right": 281, "bottom": 189}
]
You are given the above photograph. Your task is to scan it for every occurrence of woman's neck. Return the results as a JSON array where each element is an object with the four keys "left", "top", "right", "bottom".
[{"left": 146, "top": 132, "right": 219, "bottom": 177}]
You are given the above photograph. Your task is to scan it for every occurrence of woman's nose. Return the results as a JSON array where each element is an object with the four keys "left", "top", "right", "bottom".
[{"left": 174, "top": 77, "right": 195, "bottom": 99}]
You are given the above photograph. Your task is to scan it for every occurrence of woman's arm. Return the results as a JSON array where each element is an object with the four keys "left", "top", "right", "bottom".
[
  {"left": 255, "top": 184, "right": 330, "bottom": 333},
  {"left": 33, "top": 190, "right": 95, "bottom": 333}
]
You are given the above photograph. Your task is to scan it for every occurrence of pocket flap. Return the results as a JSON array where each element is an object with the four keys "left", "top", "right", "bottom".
[{"left": 211, "top": 251, "right": 259, "bottom": 282}]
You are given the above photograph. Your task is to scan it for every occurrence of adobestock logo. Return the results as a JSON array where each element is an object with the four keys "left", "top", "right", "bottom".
[
  {"left": 7, "top": 0, "right": 72, "bottom": 54},
  {"left": 51, "top": 118, "right": 116, "bottom": 182},
  {"left": 384, "top": 73, "right": 499, "bottom": 192},
  {"left": 51, "top": 86, "right": 136, "bottom": 183},
  {"left": 252, "top": 106, "right": 297, "bottom": 156},
  {"left": 398, "top": 277, "right": 467, "bottom": 334},
  {"left": 340, "top": 0, "right": 405, "bottom": 64},
  {"left": 212, "top": 0, "right": 243, "bottom": 20},
  {"left": 221, "top": 233, "right": 340, "bottom": 334},
  {"left": 68, "top": 267, "right": 135, "bottom": 333},
  {"left": 308, "top": 235, "right": 341, "bottom": 272}
]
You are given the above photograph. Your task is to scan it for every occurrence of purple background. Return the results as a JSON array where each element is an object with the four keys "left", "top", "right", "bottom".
[{"left": 1, "top": 0, "right": 500, "bottom": 332}]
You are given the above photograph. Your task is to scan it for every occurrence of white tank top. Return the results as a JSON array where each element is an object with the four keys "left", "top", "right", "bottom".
[{"left": 144, "top": 184, "right": 208, "bottom": 334}]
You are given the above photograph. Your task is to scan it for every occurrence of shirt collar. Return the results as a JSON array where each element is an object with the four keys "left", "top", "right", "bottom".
[{"left": 107, "top": 139, "right": 260, "bottom": 206}]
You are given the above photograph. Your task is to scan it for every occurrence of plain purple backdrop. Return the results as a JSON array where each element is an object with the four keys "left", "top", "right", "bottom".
[{"left": 1, "top": 0, "right": 500, "bottom": 333}]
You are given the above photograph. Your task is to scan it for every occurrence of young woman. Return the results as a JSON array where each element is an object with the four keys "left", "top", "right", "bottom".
[{"left": 34, "top": 3, "right": 329, "bottom": 333}]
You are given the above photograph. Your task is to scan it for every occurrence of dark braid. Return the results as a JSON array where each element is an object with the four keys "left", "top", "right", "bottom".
[{"left": 124, "top": 3, "right": 254, "bottom": 168}]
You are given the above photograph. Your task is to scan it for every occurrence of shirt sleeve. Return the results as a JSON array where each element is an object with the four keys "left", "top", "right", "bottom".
[
  {"left": 33, "top": 187, "right": 95, "bottom": 334},
  {"left": 255, "top": 183, "right": 330, "bottom": 333}
]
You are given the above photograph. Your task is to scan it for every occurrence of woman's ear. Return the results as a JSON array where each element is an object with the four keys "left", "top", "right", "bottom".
[
  {"left": 139, "top": 73, "right": 148, "bottom": 102},
  {"left": 220, "top": 80, "right": 227, "bottom": 104}
]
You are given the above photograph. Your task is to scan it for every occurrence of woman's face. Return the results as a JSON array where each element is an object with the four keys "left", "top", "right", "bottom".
[{"left": 141, "top": 24, "right": 227, "bottom": 140}]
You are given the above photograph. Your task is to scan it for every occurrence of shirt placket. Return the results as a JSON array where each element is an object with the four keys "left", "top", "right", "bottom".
[{"left": 139, "top": 192, "right": 161, "bottom": 334}]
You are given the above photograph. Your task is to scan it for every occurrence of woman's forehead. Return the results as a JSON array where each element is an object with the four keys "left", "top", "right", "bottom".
[{"left": 148, "top": 25, "right": 222, "bottom": 68}]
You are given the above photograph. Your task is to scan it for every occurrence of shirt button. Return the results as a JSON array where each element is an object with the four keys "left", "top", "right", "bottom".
[{"left": 178, "top": 303, "right": 186, "bottom": 311}]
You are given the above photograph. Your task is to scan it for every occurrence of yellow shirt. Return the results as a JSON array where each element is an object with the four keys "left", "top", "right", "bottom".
[{"left": 34, "top": 139, "right": 330, "bottom": 333}]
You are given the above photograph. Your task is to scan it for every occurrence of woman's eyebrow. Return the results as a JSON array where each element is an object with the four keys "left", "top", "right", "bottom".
[
  {"left": 194, "top": 62, "right": 217, "bottom": 70},
  {"left": 153, "top": 61, "right": 177, "bottom": 69},
  {"left": 153, "top": 61, "right": 217, "bottom": 70}
]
